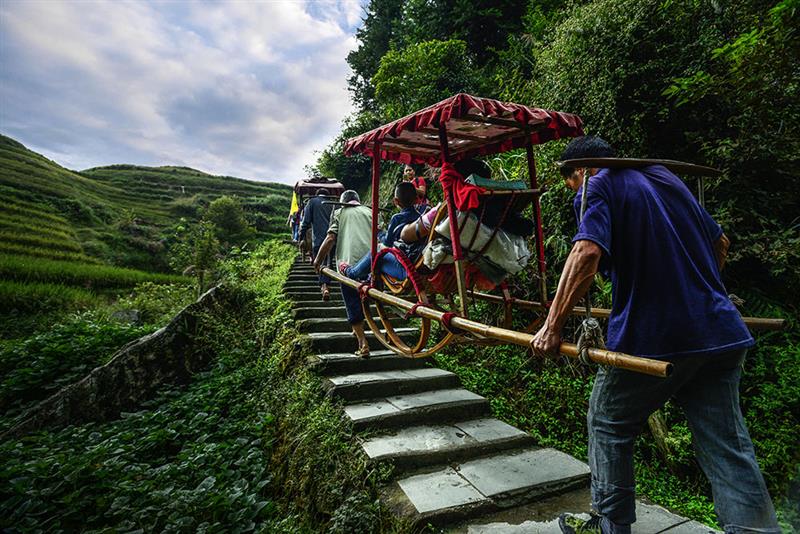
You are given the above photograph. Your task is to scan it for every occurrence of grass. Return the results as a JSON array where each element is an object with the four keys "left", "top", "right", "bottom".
[
  {"left": 0, "top": 242, "right": 100, "bottom": 263},
  {"left": 0, "top": 230, "right": 82, "bottom": 252},
  {"left": 0, "top": 254, "right": 189, "bottom": 288},
  {"left": 0, "top": 280, "right": 98, "bottom": 313}
]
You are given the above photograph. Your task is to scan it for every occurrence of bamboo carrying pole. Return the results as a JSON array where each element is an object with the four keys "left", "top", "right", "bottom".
[
  {"left": 322, "top": 267, "right": 672, "bottom": 377},
  {"left": 467, "top": 290, "right": 786, "bottom": 331}
]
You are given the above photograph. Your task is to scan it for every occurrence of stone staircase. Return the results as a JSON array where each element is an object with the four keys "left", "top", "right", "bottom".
[{"left": 285, "top": 258, "right": 718, "bottom": 533}]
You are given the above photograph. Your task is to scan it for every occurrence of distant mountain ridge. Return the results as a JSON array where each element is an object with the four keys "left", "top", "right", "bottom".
[{"left": 0, "top": 134, "right": 291, "bottom": 272}]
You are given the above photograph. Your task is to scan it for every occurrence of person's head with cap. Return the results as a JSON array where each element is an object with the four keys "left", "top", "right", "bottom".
[
  {"left": 558, "top": 135, "right": 615, "bottom": 192},
  {"left": 340, "top": 190, "right": 360, "bottom": 205},
  {"left": 316, "top": 188, "right": 329, "bottom": 197}
]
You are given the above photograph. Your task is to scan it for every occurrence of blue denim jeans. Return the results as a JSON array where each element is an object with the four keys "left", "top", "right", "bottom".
[
  {"left": 340, "top": 285, "right": 365, "bottom": 325},
  {"left": 346, "top": 251, "right": 407, "bottom": 281},
  {"left": 589, "top": 348, "right": 779, "bottom": 534}
]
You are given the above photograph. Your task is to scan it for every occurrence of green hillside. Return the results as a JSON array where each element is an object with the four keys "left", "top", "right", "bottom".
[
  {"left": 0, "top": 134, "right": 292, "bottom": 337},
  {"left": 0, "top": 134, "right": 291, "bottom": 271}
]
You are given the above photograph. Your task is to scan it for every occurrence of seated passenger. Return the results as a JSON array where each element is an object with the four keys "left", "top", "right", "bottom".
[
  {"left": 399, "top": 158, "right": 492, "bottom": 244},
  {"left": 400, "top": 158, "right": 531, "bottom": 286},
  {"left": 340, "top": 181, "right": 420, "bottom": 281}
]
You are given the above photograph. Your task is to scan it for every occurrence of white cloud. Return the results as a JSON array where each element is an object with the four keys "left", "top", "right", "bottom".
[{"left": 0, "top": 0, "right": 366, "bottom": 184}]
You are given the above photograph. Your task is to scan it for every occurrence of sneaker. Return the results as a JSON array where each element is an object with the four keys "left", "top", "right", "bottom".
[{"left": 558, "top": 513, "right": 603, "bottom": 534}]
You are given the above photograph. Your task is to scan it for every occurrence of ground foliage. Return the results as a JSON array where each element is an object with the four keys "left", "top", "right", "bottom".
[
  {"left": 0, "top": 241, "right": 411, "bottom": 533},
  {"left": 317, "top": 0, "right": 800, "bottom": 528}
]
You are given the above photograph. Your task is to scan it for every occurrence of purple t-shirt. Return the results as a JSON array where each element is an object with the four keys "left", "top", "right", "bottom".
[{"left": 573, "top": 165, "right": 753, "bottom": 358}]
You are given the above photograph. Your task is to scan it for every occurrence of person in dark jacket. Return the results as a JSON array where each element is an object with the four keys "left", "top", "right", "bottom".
[
  {"left": 299, "top": 188, "right": 334, "bottom": 300},
  {"left": 531, "top": 136, "right": 778, "bottom": 534}
]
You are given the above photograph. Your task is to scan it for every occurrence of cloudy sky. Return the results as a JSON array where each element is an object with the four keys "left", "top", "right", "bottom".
[{"left": 0, "top": 0, "right": 366, "bottom": 184}]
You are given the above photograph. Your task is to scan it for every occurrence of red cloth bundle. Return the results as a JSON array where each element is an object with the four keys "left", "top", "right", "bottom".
[{"left": 438, "top": 162, "right": 486, "bottom": 211}]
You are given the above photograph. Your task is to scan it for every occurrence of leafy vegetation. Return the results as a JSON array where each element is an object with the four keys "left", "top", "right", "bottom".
[
  {"left": 0, "top": 313, "right": 153, "bottom": 431},
  {"left": 0, "top": 240, "right": 410, "bottom": 533},
  {"left": 316, "top": 0, "right": 800, "bottom": 528}
]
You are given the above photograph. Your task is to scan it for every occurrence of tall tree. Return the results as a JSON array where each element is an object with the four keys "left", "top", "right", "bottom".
[{"left": 346, "top": 0, "right": 405, "bottom": 111}]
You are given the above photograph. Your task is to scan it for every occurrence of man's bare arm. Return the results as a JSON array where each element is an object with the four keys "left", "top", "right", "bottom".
[
  {"left": 313, "top": 232, "right": 336, "bottom": 272},
  {"left": 400, "top": 218, "right": 428, "bottom": 243},
  {"left": 714, "top": 233, "right": 730, "bottom": 271},
  {"left": 532, "top": 240, "right": 602, "bottom": 356}
]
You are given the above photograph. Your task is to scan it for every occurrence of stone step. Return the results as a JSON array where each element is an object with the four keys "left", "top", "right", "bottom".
[
  {"left": 292, "top": 305, "right": 348, "bottom": 320},
  {"left": 386, "top": 448, "right": 590, "bottom": 527},
  {"left": 309, "top": 350, "right": 430, "bottom": 375},
  {"left": 283, "top": 281, "right": 339, "bottom": 290},
  {"left": 361, "top": 418, "right": 536, "bottom": 472},
  {"left": 345, "top": 388, "right": 491, "bottom": 431},
  {"left": 290, "top": 299, "right": 346, "bottom": 309},
  {"left": 304, "top": 328, "right": 418, "bottom": 353},
  {"left": 325, "top": 368, "right": 460, "bottom": 402},
  {"left": 286, "top": 291, "right": 345, "bottom": 302},
  {"left": 458, "top": 501, "right": 720, "bottom": 533},
  {"left": 286, "top": 274, "right": 320, "bottom": 281},
  {"left": 297, "top": 316, "right": 406, "bottom": 333}
]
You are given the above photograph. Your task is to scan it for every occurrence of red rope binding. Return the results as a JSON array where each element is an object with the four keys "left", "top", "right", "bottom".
[
  {"left": 404, "top": 302, "right": 424, "bottom": 319},
  {"left": 373, "top": 247, "right": 424, "bottom": 297},
  {"left": 441, "top": 312, "right": 465, "bottom": 336},
  {"left": 357, "top": 282, "right": 371, "bottom": 300}
]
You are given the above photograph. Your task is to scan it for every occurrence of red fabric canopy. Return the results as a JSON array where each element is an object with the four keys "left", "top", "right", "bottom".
[{"left": 344, "top": 93, "right": 584, "bottom": 165}]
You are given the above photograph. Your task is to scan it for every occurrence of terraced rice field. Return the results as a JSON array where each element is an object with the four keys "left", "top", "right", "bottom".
[{"left": 0, "top": 134, "right": 290, "bottom": 327}]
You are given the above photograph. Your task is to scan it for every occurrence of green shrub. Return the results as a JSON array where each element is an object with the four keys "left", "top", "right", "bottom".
[
  {"left": 204, "top": 195, "right": 249, "bottom": 242},
  {"left": 114, "top": 282, "right": 195, "bottom": 326}
]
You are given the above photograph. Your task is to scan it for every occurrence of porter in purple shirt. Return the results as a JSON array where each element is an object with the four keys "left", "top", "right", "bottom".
[{"left": 573, "top": 165, "right": 753, "bottom": 358}]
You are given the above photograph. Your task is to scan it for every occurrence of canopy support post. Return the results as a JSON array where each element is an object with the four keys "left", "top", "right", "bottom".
[
  {"left": 525, "top": 142, "right": 548, "bottom": 305},
  {"left": 439, "top": 123, "right": 468, "bottom": 317},
  {"left": 370, "top": 145, "right": 381, "bottom": 275}
]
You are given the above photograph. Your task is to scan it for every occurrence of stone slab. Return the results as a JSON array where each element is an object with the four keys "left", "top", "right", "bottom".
[
  {"left": 311, "top": 350, "right": 429, "bottom": 376},
  {"left": 327, "top": 368, "right": 459, "bottom": 401},
  {"left": 317, "top": 350, "right": 396, "bottom": 361},
  {"left": 387, "top": 388, "right": 485, "bottom": 410},
  {"left": 634, "top": 502, "right": 720, "bottom": 533},
  {"left": 292, "top": 306, "right": 347, "bottom": 319},
  {"left": 399, "top": 467, "right": 486, "bottom": 514},
  {"left": 460, "top": 502, "right": 720, "bottom": 534},
  {"left": 454, "top": 419, "right": 525, "bottom": 443},
  {"left": 361, "top": 418, "right": 527, "bottom": 460},
  {"left": 467, "top": 519, "right": 561, "bottom": 533},
  {"left": 305, "top": 328, "right": 417, "bottom": 342},
  {"left": 345, "top": 389, "right": 486, "bottom": 424},
  {"left": 344, "top": 399, "right": 401, "bottom": 421},
  {"left": 456, "top": 448, "right": 589, "bottom": 500},
  {"left": 362, "top": 424, "right": 474, "bottom": 459},
  {"left": 329, "top": 370, "right": 414, "bottom": 386}
]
